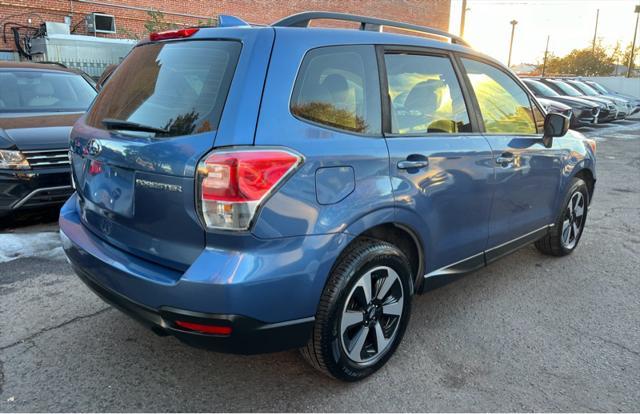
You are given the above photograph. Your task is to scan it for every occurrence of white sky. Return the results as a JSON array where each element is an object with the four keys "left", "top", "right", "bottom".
[{"left": 449, "top": 0, "right": 640, "bottom": 66}]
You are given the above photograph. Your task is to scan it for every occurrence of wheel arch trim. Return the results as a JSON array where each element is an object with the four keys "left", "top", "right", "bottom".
[{"left": 341, "top": 207, "right": 427, "bottom": 294}]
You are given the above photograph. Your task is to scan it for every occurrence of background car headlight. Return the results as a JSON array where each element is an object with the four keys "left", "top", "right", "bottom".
[{"left": 0, "top": 150, "right": 30, "bottom": 169}]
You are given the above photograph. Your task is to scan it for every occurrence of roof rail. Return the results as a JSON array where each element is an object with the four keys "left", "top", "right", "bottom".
[{"left": 272, "top": 12, "right": 469, "bottom": 47}]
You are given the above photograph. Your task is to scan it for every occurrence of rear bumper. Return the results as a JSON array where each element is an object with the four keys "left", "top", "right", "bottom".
[
  {"left": 60, "top": 194, "right": 350, "bottom": 354},
  {"left": 72, "top": 262, "right": 314, "bottom": 354},
  {"left": 0, "top": 166, "right": 72, "bottom": 213}
]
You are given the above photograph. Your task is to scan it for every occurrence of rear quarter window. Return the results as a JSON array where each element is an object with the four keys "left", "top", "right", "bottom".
[
  {"left": 86, "top": 40, "right": 241, "bottom": 137},
  {"left": 290, "top": 45, "right": 381, "bottom": 135}
]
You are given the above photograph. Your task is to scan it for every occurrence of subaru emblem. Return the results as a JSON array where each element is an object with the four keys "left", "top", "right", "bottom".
[{"left": 87, "top": 139, "right": 102, "bottom": 157}]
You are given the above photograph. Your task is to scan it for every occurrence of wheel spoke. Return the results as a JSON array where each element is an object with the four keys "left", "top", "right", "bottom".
[
  {"left": 376, "top": 270, "right": 398, "bottom": 300},
  {"left": 355, "top": 271, "right": 373, "bottom": 304},
  {"left": 348, "top": 326, "right": 369, "bottom": 362},
  {"left": 562, "top": 219, "right": 571, "bottom": 243},
  {"left": 572, "top": 221, "right": 579, "bottom": 240},
  {"left": 382, "top": 300, "right": 403, "bottom": 316},
  {"left": 568, "top": 198, "right": 574, "bottom": 214},
  {"left": 341, "top": 311, "right": 364, "bottom": 335},
  {"left": 374, "top": 322, "right": 390, "bottom": 353},
  {"left": 575, "top": 201, "right": 584, "bottom": 218}
]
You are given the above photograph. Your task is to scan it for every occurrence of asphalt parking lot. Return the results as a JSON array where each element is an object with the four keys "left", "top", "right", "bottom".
[{"left": 1, "top": 120, "right": 639, "bottom": 412}]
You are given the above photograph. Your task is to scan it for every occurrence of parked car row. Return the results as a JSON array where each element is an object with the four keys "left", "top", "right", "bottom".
[{"left": 521, "top": 77, "right": 640, "bottom": 129}]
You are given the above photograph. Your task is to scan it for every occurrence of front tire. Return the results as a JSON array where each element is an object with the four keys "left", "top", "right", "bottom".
[
  {"left": 300, "top": 239, "right": 413, "bottom": 381},
  {"left": 536, "top": 177, "right": 589, "bottom": 256}
]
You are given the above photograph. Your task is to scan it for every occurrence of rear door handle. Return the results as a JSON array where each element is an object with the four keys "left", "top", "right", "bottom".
[{"left": 397, "top": 159, "right": 429, "bottom": 170}]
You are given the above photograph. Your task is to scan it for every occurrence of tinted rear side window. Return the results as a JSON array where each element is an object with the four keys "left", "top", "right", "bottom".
[
  {"left": 86, "top": 40, "right": 241, "bottom": 137},
  {"left": 290, "top": 45, "right": 381, "bottom": 135},
  {"left": 0, "top": 71, "right": 96, "bottom": 112},
  {"left": 384, "top": 53, "right": 472, "bottom": 134}
]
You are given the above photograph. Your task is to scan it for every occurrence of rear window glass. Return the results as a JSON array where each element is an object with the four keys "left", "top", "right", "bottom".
[
  {"left": 290, "top": 45, "right": 381, "bottom": 135},
  {"left": 384, "top": 53, "right": 472, "bottom": 134},
  {"left": 0, "top": 70, "right": 96, "bottom": 113},
  {"left": 86, "top": 40, "right": 241, "bottom": 137}
]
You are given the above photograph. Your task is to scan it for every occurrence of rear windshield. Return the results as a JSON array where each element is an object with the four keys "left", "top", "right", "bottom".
[
  {"left": 0, "top": 70, "right": 96, "bottom": 113},
  {"left": 86, "top": 40, "right": 241, "bottom": 137}
]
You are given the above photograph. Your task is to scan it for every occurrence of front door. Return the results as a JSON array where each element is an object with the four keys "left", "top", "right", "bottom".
[
  {"left": 381, "top": 49, "right": 494, "bottom": 274},
  {"left": 459, "top": 57, "right": 563, "bottom": 254}
]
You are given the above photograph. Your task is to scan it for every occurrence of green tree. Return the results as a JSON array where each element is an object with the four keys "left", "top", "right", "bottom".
[
  {"left": 537, "top": 42, "right": 616, "bottom": 76},
  {"left": 143, "top": 10, "right": 179, "bottom": 34},
  {"left": 622, "top": 42, "right": 640, "bottom": 74}
]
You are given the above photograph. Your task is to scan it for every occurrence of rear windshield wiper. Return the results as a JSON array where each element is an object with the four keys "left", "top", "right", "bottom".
[{"left": 102, "top": 118, "right": 168, "bottom": 135}]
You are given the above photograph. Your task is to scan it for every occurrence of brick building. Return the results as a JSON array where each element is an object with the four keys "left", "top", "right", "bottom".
[
  {"left": 0, "top": 1, "right": 450, "bottom": 77},
  {"left": 1, "top": 0, "right": 451, "bottom": 49}
]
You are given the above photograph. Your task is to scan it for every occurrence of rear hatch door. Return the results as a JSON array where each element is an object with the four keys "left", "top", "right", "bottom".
[{"left": 70, "top": 28, "right": 274, "bottom": 271}]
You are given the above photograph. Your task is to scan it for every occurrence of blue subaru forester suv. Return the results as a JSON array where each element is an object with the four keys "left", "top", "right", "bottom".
[{"left": 60, "top": 12, "right": 596, "bottom": 381}]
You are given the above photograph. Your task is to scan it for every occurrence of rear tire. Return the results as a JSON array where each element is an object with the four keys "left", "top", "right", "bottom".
[
  {"left": 300, "top": 239, "right": 412, "bottom": 381},
  {"left": 535, "top": 177, "right": 589, "bottom": 256}
]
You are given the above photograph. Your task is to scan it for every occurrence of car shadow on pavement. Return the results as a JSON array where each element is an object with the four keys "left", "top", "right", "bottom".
[{"left": 0, "top": 246, "right": 549, "bottom": 411}]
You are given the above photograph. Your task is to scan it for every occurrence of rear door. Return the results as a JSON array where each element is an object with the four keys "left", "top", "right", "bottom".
[
  {"left": 70, "top": 29, "right": 274, "bottom": 270},
  {"left": 381, "top": 48, "right": 494, "bottom": 273},
  {"left": 458, "top": 57, "right": 563, "bottom": 255}
]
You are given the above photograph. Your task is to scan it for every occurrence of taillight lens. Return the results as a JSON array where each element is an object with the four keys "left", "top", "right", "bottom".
[
  {"left": 175, "top": 320, "right": 232, "bottom": 336},
  {"left": 197, "top": 149, "right": 302, "bottom": 230},
  {"left": 150, "top": 27, "right": 199, "bottom": 41}
]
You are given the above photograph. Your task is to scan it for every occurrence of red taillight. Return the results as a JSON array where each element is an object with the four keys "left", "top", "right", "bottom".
[
  {"left": 150, "top": 27, "right": 199, "bottom": 41},
  {"left": 175, "top": 320, "right": 232, "bottom": 336},
  {"left": 197, "top": 149, "right": 302, "bottom": 230}
]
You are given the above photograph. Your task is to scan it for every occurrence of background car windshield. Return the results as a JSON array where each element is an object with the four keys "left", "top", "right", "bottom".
[
  {"left": 0, "top": 70, "right": 96, "bottom": 112},
  {"left": 86, "top": 40, "right": 241, "bottom": 137},
  {"left": 587, "top": 82, "right": 608, "bottom": 94},
  {"left": 570, "top": 82, "right": 598, "bottom": 96},
  {"left": 526, "top": 80, "right": 560, "bottom": 97},
  {"left": 551, "top": 81, "right": 582, "bottom": 96}
]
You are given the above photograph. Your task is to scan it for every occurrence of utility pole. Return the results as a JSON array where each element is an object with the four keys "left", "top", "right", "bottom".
[
  {"left": 627, "top": 5, "right": 640, "bottom": 78},
  {"left": 508, "top": 20, "right": 518, "bottom": 67},
  {"left": 460, "top": 0, "right": 468, "bottom": 37},
  {"left": 592, "top": 9, "right": 599, "bottom": 53},
  {"left": 542, "top": 35, "right": 550, "bottom": 77}
]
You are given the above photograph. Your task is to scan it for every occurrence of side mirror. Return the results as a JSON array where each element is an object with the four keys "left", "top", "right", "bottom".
[{"left": 542, "top": 112, "right": 570, "bottom": 148}]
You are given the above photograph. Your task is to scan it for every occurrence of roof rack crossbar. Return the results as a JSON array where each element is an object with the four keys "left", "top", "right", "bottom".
[{"left": 272, "top": 12, "right": 469, "bottom": 46}]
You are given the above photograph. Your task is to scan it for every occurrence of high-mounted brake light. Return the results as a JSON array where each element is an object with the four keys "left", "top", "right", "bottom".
[
  {"left": 197, "top": 149, "right": 302, "bottom": 230},
  {"left": 150, "top": 27, "right": 199, "bottom": 41}
]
